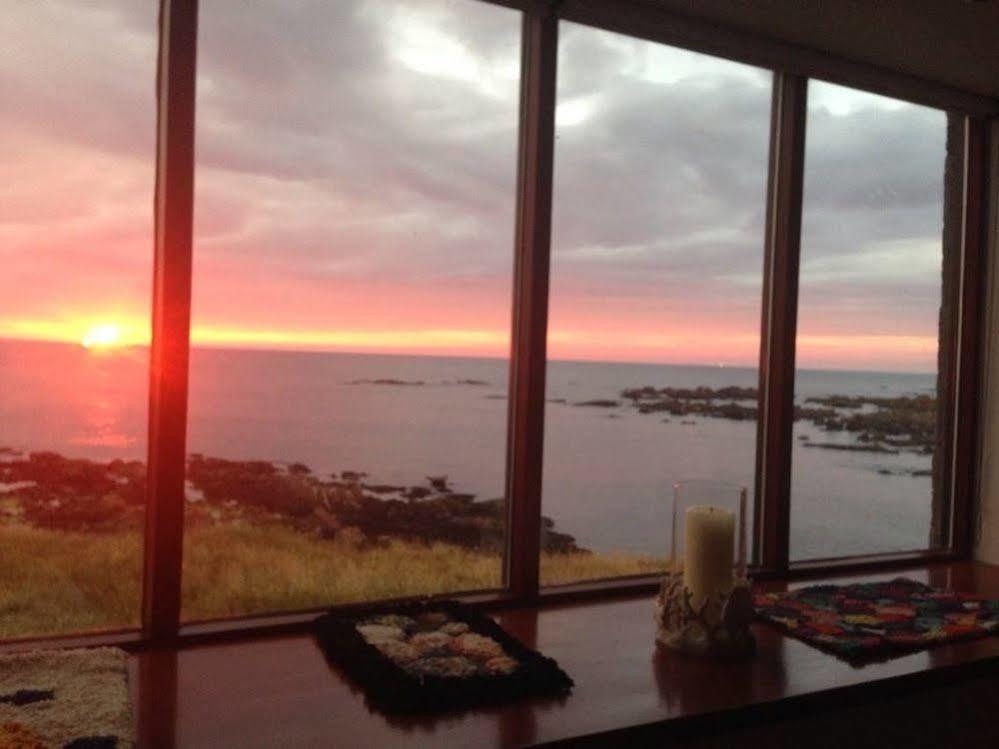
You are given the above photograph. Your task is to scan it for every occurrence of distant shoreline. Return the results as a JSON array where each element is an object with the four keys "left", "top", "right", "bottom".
[{"left": 0, "top": 335, "right": 938, "bottom": 377}]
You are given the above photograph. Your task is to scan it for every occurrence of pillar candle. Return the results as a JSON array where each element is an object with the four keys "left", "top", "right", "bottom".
[{"left": 683, "top": 505, "right": 735, "bottom": 620}]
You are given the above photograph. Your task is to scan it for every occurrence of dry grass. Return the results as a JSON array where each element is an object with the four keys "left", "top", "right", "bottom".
[
  {"left": 181, "top": 523, "right": 503, "bottom": 621},
  {"left": 0, "top": 524, "right": 143, "bottom": 638},
  {"left": 0, "top": 522, "right": 665, "bottom": 639},
  {"left": 539, "top": 550, "right": 667, "bottom": 586}
]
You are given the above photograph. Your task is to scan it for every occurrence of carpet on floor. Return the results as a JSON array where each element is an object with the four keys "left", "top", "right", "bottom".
[{"left": 0, "top": 647, "right": 132, "bottom": 749}]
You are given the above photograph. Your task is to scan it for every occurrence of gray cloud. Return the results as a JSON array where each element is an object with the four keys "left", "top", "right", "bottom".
[{"left": 0, "top": 1, "right": 952, "bottom": 368}]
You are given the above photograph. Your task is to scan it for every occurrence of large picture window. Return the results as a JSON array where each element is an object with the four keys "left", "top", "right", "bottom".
[
  {"left": 540, "top": 23, "right": 772, "bottom": 585},
  {"left": 0, "top": 1, "right": 158, "bottom": 639},
  {"left": 0, "top": 0, "right": 989, "bottom": 643},
  {"left": 182, "top": 0, "right": 522, "bottom": 621},
  {"left": 790, "top": 82, "right": 953, "bottom": 560}
]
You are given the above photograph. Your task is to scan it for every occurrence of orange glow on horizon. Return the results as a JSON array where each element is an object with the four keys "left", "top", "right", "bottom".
[
  {"left": 188, "top": 325, "right": 509, "bottom": 353},
  {"left": 0, "top": 317, "right": 938, "bottom": 371}
]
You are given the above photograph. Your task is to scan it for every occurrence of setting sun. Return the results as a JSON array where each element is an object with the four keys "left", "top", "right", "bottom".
[{"left": 81, "top": 323, "right": 123, "bottom": 350}]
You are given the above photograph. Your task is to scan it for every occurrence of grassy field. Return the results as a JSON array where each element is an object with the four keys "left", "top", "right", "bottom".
[{"left": 0, "top": 523, "right": 665, "bottom": 639}]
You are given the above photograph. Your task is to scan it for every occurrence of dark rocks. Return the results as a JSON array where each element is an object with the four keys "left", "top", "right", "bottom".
[
  {"left": 188, "top": 455, "right": 317, "bottom": 518},
  {"left": 618, "top": 384, "right": 937, "bottom": 456},
  {"left": 622, "top": 386, "right": 757, "bottom": 421},
  {"left": 348, "top": 379, "right": 425, "bottom": 386},
  {"left": 711, "top": 402, "right": 756, "bottom": 421},
  {"left": 805, "top": 395, "right": 865, "bottom": 409},
  {"left": 799, "top": 395, "right": 936, "bottom": 455},
  {"left": 0, "top": 451, "right": 585, "bottom": 556},
  {"left": 574, "top": 400, "right": 620, "bottom": 408},
  {"left": 1, "top": 452, "right": 146, "bottom": 531},
  {"left": 363, "top": 484, "right": 406, "bottom": 494},
  {"left": 802, "top": 442, "right": 900, "bottom": 454},
  {"left": 622, "top": 386, "right": 757, "bottom": 402},
  {"left": 427, "top": 475, "right": 450, "bottom": 492}
]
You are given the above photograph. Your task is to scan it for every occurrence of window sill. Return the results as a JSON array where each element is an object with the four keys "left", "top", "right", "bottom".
[{"left": 125, "top": 560, "right": 999, "bottom": 748}]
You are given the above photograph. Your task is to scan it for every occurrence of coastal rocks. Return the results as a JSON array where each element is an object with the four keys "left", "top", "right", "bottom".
[
  {"left": 427, "top": 475, "right": 450, "bottom": 492},
  {"left": 799, "top": 395, "right": 936, "bottom": 455},
  {"left": 363, "top": 484, "right": 406, "bottom": 495},
  {"left": 573, "top": 400, "right": 620, "bottom": 408},
  {"left": 617, "top": 385, "right": 938, "bottom": 456},
  {"left": 347, "top": 379, "right": 425, "bottom": 386},
  {"left": 187, "top": 455, "right": 317, "bottom": 518},
  {"left": 622, "top": 386, "right": 757, "bottom": 402},
  {"left": 349, "top": 378, "right": 493, "bottom": 387},
  {"left": 621, "top": 387, "right": 756, "bottom": 420},
  {"left": 0, "top": 448, "right": 585, "bottom": 556},
  {"left": 0, "top": 451, "right": 145, "bottom": 531},
  {"left": 802, "top": 442, "right": 900, "bottom": 455}
]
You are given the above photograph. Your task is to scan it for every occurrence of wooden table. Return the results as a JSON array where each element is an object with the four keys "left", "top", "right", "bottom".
[{"left": 129, "top": 562, "right": 999, "bottom": 748}]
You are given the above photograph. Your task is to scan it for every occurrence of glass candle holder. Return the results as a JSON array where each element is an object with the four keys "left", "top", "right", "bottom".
[
  {"left": 670, "top": 480, "right": 747, "bottom": 597},
  {"left": 655, "top": 480, "right": 754, "bottom": 657}
]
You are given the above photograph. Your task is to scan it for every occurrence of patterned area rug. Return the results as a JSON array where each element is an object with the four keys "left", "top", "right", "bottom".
[
  {"left": 0, "top": 647, "right": 132, "bottom": 748},
  {"left": 315, "top": 600, "right": 573, "bottom": 714},
  {"left": 754, "top": 577, "right": 999, "bottom": 664}
]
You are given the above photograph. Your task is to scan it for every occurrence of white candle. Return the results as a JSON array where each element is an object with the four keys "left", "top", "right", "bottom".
[{"left": 683, "top": 505, "right": 735, "bottom": 621}]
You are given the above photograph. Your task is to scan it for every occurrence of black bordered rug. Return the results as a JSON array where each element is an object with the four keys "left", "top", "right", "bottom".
[{"left": 314, "top": 600, "right": 573, "bottom": 714}]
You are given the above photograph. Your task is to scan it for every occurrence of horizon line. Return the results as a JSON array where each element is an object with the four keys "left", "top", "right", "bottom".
[{"left": 0, "top": 334, "right": 939, "bottom": 377}]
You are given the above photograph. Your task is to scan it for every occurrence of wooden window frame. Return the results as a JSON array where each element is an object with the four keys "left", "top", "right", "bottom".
[{"left": 2, "top": 0, "right": 995, "bottom": 651}]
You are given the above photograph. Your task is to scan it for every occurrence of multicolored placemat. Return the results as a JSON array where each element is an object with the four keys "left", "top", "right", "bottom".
[
  {"left": 315, "top": 600, "right": 573, "bottom": 714},
  {"left": 754, "top": 577, "right": 999, "bottom": 663}
]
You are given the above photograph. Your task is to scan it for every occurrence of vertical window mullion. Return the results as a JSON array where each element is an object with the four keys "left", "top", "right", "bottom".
[
  {"left": 505, "top": 3, "right": 558, "bottom": 601},
  {"left": 142, "top": 0, "right": 198, "bottom": 642},
  {"left": 755, "top": 72, "right": 807, "bottom": 574},
  {"left": 949, "top": 116, "right": 990, "bottom": 557}
]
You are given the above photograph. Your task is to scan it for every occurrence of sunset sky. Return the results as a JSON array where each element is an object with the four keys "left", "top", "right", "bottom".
[{"left": 1, "top": 0, "right": 947, "bottom": 372}]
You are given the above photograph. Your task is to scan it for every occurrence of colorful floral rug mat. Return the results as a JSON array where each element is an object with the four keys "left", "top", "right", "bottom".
[
  {"left": 314, "top": 601, "right": 573, "bottom": 714},
  {"left": 0, "top": 647, "right": 133, "bottom": 748},
  {"left": 754, "top": 577, "right": 999, "bottom": 664}
]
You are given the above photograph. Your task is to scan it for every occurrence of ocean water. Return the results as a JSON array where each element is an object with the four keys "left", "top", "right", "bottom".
[{"left": 0, "top": 339, "right": 936, "bottom": 560}]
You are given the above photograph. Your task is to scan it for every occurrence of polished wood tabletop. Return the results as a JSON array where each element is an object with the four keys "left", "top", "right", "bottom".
[{"left": 129, "top": 562, "right": 999, "bottom": 748}]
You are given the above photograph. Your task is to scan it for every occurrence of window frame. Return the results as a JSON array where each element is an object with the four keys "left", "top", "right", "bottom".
[{"left": 2, "top": 0, "right": 994, "bottom": 650}]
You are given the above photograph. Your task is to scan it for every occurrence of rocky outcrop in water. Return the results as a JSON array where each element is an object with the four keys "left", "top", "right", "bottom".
[
  {"left": 802, "top": 395, "right": 936, "bottom": 454},
  {"left": 618, "top": 385, "right": 936, "bottom": 455},
  {"left": 621, "top": 386, "right": 757, "bottom": 421}
]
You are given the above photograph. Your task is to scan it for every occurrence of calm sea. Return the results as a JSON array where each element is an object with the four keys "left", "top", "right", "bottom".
[{"left": 0, "top": 339, "right": 936, "bottom": 559}]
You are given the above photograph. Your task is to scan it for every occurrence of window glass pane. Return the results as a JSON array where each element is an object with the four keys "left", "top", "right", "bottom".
[
  {"left": 540, "top": 23, "right": 771, "bottom": 586},
  {"left": 0, "top": 3, "right": 156, "bottom": 638},
  {"left": 790, "top": 81, "right": 952, "bottom": 559},
  {"left": 182, "top": 0, "right": 520, "bottom": 620}
]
